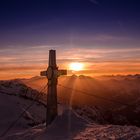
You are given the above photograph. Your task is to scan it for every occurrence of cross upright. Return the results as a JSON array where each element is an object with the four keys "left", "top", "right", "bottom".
[{"left": 40, "top": 50, "right": 67, "bottom": 126}]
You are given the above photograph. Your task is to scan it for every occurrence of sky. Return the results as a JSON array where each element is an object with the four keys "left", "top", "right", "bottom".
[{"left": 0, "top": 0, "right": 140, "bottom": 79}]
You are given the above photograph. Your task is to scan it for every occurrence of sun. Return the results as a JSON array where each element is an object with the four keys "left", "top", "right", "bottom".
[{"left": 69, "top": 62, "right": 84, "bottom": 71}]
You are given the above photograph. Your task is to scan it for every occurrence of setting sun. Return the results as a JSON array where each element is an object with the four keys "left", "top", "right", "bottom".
[{"left": 69, "top": 62, "right": 84, "bottom": 71}]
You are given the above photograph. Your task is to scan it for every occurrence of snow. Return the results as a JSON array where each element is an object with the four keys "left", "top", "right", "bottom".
[
  {"left": 0, "top": 79, "right": 140, "bottom": 140},
  {"left": 2, "top": 109, "right": 140, "bottom": 140},
  {"left": 0, "top": 82, "right": 46, "bottom": 137},
  {"left": 1, "top": 109, "right": 86, "bottom": 140},
  {"left": 74, "top": 125, "right": 140, "bottom": 140}
]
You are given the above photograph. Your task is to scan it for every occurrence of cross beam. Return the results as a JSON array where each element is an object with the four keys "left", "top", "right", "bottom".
[{"left": 40, "top": 50, "right": 67, "bottom": 126}]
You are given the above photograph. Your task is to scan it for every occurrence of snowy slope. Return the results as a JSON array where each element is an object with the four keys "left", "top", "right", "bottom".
[
  {"left": 0, "top": 93, "right": 46, "bottom": 131},
  {"left": 0, "top": 80, "right": 47, "bottom": 105},
  {"left": 1, "top": 109, "right": 140, "bottom": 140},
  {"left": 74, "top": 124, "right": 140, "bottom": 140},
  {"left": 0, "top": 79, "right": 140, "bottom": 140},
  {"left": 0, "top": 80, "right": 46, "bottom": 138}
]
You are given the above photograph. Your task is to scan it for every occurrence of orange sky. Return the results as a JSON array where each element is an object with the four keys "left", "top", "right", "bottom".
[
  {"left": 0, "top": 47, "right": 140, "bottom": 80},
  {"left": 0, "top": 0, "right": 140, "bottom": 80}
]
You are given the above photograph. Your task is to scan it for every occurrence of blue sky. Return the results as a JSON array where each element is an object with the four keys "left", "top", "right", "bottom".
[{"left": 0, "top": 0, "right": 140, "bottom": 79}]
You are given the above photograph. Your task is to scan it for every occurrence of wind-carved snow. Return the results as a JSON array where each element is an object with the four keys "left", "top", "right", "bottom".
[{"left": 74, "top": 124, "right": 140, "bottom": 140}]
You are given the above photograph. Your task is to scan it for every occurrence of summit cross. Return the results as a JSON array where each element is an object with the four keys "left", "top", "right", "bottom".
[{"left": 40, "top": 50, "right": 67, "bottom": 126}]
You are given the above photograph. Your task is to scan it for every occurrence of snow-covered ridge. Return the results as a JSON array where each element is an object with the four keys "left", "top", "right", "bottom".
[
  {"left": 0, "top": 80, "right": 47, "bottom": 138},
  {"left": 0, "top": 80, "right": 47, "bottom": 106},
  {"left": 0, "top": 78, "right": 140, "bottom": 140}
]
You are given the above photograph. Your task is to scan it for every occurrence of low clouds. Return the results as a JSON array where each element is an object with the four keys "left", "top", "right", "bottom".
[{"left": 0, "top": 45, "right": 140, "bottom": 79}]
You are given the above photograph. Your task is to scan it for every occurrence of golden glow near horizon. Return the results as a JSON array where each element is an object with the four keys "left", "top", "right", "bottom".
[
  {"left": 69, "top": 62, "right": 84, "bottom": 71},
  {"left": 0, "top": 47, "right": 140, "bottom": 80}
]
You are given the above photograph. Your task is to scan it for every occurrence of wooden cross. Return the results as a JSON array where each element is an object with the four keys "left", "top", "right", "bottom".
[{"left": 40, "top": 50, "right": 67, "bottom": 126}]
